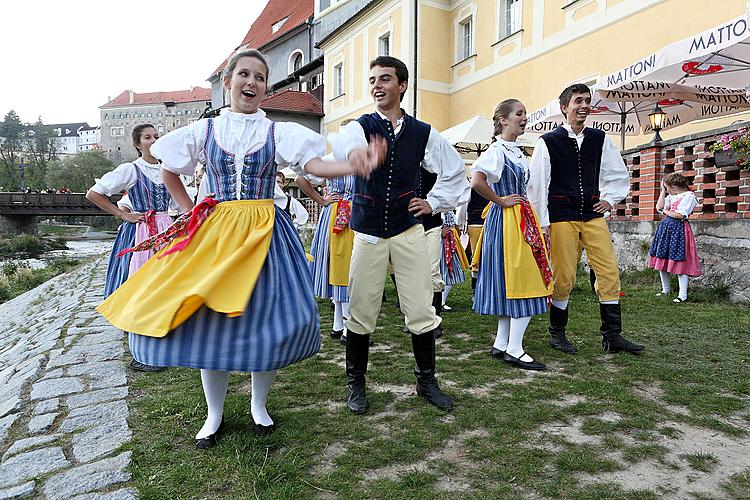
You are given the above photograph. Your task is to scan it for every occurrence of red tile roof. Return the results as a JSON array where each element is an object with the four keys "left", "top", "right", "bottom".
[
  {"left": 101, "top": 87, "right": 211, "bottom": 108},
  {"left": 209, "top": 0, "right": 314, "bottom": 78},
  {"left": 261, "top": 90, "right": 323, "bottom": 116}
]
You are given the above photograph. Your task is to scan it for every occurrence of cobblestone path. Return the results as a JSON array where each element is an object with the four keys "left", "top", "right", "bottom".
[{"left": 0, "top": 258, "right": 136, "bottom": 499}]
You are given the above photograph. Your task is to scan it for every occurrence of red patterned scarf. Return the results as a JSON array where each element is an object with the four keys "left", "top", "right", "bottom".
[
  {"left": 443, "top": 228, "right": 457, "bottom": 273},
  {"left": 118, "top": 198, "right": 219, "bottom": 258},
  {"left": 332, "top": 200, "right": 351, "bottom": 234},
  {"left": 143, "top": 210, "right": 160, "bottom": 237},
  {"left": 518, "top": 199, "right": 553, "bottom": 287}
]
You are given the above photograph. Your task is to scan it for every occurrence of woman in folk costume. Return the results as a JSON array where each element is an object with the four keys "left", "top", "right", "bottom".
[
  {"left": 439, "top": 210, "right": 469, "bottom": 311},
  {"left": 295, "top": 153, "right": 356, "bottom": 342},
  {"left": 97, "top": 49, "right": 384, "bottom": 448},
  {"left": 471, "top": 99, "right": 552, "bottom": 371},
  {"left": 86, "top": 124, "right": 174, "bottom": 298},
  {"left": 86, "top": 124, "right": 175, "bottom": 373}
]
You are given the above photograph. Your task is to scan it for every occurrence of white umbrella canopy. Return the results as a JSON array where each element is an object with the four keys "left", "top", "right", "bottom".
[
  {"left": 598, "top": 13, "right": 750, "bottom": 106},
  {"left": 441, "top": 115, "right": 494, "bottom": 156},
  {"left": 526, "top": 87, "right": 750, "bottom": 149}
]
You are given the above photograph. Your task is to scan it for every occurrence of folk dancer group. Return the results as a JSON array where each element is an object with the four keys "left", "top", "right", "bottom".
[{"left": 92, "top": 52, "right": 646, "bottom": 448}]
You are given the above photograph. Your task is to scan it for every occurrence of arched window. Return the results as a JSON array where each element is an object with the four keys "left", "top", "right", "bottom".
[{"left": 289, "top": 50, "right": 304, "bottom": 75}]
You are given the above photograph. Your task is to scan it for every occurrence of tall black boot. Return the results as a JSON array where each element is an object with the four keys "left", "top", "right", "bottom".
[
  {"left": 432, "top": 291, "right": 444, "bottom": 339},
  {"left": 471, "top": 276, "right": 477, "bottom": 292},
  {"left": 345, "top": 333, "right": 370, "bottom": 413},
  {"left": 390, "top": 273, "right": 400, "bottom": 309},
  {"left": 411, "top": 332, "right": 453, "bottom": 410},
  {"left": 549, "top": 305, "right": 577, "bottom": 354},
  {"left": 589, "top": 269, "right": 597, "bottom": 297},
  {"left": 600, "top": 303, "right": 644, "bottom": 354}
]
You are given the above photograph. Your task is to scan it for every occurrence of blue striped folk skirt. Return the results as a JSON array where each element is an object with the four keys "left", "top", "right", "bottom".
[
  {"left": 104, "top": 222, "right": 135, "bottom": 298},
  {"left": 441, "top": 252, "right": 466, "bottom": 286},
  {"left": 472, "top": 205, "right": 548, "bottom": 318},
  {"left": 309, "top": 204, "right": 349, "bottom": 302},
  {"left": 129, "top": 209, "right": 321, "bottom": 372}
]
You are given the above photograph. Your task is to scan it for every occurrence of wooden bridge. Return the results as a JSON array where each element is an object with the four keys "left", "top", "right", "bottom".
[{"left": 0, "top": 192, "right": 119, "bottom": 236}]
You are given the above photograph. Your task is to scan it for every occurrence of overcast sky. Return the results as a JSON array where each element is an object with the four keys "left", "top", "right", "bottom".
[{"left": 0, "top": 0, "right": 268, "bottom": 126}]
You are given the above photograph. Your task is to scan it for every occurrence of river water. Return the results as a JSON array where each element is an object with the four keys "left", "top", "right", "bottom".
[{"left": 1, "top": 236, "right": 114, "bottom": 270}]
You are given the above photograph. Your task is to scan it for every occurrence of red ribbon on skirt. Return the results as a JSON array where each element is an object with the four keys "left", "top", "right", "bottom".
[
  {"left": 117, "top": 198, "right": 219, "bottom": 257},
  {"left": 442, "top": 228, "right": 457, "bottom": 274},
  {"left": 518, "top": 199, "right": 553, "bottom": 288}
]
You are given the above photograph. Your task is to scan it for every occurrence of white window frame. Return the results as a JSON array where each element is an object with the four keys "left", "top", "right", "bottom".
[
  {"left": 110, "top": 126, "right": 124, "bottom": 137},
  {"left": 378, "top": 32, "right": 391, "bottom": 56},
  {"left": 288, "top": 50, "right": 304, "bottom": 75},
  {"left": 498, "top": 0, "right": 522, "bottom": 40},
  {"left": 333, "top": 63, "right": 344, "bottom": 98},
  {"left": 458, "top": 16, "right": 474, "bottom": 61}
]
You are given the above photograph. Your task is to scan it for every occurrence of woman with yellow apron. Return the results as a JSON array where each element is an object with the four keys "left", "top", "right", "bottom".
[{"left": 471, "top": 99, "right": 553, "bottom": 371}]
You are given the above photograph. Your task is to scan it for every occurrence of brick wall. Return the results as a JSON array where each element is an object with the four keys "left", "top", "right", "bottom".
[{"left": 613, "top": 122, "right": 750, "bottom": 222}]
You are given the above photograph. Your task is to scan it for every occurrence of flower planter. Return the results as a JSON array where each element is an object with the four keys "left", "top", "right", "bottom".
[{"left": 713, "top": 149, "right": 740, "bottom": 167}]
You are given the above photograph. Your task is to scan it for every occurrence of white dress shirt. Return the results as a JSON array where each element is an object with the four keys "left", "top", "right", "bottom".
[
  {"left": 527, "top": 124, "right": 629, "bottom": 227},
  {"left": 331, "top": 111, "right": 470, "bottom": 213}
]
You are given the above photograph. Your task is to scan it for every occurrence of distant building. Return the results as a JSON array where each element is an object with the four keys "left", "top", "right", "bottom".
[
  {"left": 99, "top": 87, "right": 211, "bottom": 163},
  {"left": 207, "top": 0, "right": 324, "bottom": 128},
  {"left": 77, "top": 125, "right": 101, "bottom": 152},
  {"left": 47, "top": 123, "right": 90, "bottom": 155}
]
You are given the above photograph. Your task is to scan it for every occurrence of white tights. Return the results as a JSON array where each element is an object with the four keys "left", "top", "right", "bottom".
[
  {"left": 441, "top": 284, "right": 453, "bottom": 306},
  {"left": 337, "top": 300, "right": 350, "bottom": 339},
  {"left": 195, "top": 369, "right": 277, "bottom": 439},
  {"left": 493, "top": 315, "right": 534, "bottom": 362},
  {"left": 659, "top": 271, "right": 689, "bottom": 300}
]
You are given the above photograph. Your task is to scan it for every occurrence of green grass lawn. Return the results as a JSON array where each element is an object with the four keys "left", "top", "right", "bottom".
[{"left": 125, "top": 268, "right": 750, "bottom": 499}]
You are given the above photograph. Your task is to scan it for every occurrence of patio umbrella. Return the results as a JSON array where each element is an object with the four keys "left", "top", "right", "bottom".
[
  {"left": 526, "top": 87, "right": 750, "bottom": 150},
  {"left": 598, "top": 13, "right": 750, "bottom": 106},
  {"left": 441, "top": 115, "right": 494, "bottom": 156}
]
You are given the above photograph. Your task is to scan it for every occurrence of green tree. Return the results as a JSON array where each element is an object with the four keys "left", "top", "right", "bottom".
[
  {"left": 45, "top": 150, "right": 115, "bottom": 193},
  {"left": 0, "top": 110, "right": 24, "bottom": 189},
  {"left": 24, "top": 118, "right": 59, "bottom": 188}
]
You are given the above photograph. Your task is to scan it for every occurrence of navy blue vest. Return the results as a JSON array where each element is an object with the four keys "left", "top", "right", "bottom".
[
  {"left": 467, "top": 188, "right": 489, "bottom": 225},
  {"left": 541, "top": 126, "right": 606, "bottom": 223},
  {"left": 351, "top": 112, "right": 431, "bottom": 238},
  {"left": 418, "top": 168, "right": 442, "bottom": 230}
]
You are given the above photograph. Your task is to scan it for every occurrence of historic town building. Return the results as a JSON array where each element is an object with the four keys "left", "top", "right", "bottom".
[{"left": 99, "top": 88, "right": 211, "bottom": 162}]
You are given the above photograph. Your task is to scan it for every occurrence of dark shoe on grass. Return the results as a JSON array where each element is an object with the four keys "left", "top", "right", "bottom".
[{"left": 129, "top": 359, "right": 166, "bottom": 372}]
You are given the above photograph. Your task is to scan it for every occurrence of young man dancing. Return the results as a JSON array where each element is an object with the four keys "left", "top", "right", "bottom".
[
  {"left": 334, "top": 56, "right": 469, "bottom": 413},
  {"left": 527, "top": 83, "right": 644, "bottom": 355}
]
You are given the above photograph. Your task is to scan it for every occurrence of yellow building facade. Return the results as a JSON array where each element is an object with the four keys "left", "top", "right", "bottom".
[{"left": 318, "top": 0, "right": 750, "bottom": 148}]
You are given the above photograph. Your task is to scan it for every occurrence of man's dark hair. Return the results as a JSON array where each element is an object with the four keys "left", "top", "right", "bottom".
[
  {"left": 370, "top": 56, "right": 409, "bottom": 102},
  {"left": 559, "top": 83, "right": 592, "bottom": 107}
]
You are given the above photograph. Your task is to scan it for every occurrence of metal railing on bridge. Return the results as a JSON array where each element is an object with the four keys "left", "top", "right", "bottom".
[{"left": 0, "top": 192, "right": 119, "bottom": 216}]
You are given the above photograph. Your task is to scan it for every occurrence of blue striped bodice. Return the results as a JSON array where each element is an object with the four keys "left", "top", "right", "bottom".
[
  {"left": 491, "top": 150, "right": 529, "bottom": 199},
  {"left": 201, "top": 118, "right": 277, "bottom": 201},
  {"left": 128, "top": 162, "right": 169, "bottom": 212},
  {"left": 327, "top": 174, "right": 355, "bottom": 201}
]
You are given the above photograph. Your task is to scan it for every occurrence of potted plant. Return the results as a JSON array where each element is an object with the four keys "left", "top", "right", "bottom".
[{"left": 709, "top": 128, "right": 750, "bottom": 168}]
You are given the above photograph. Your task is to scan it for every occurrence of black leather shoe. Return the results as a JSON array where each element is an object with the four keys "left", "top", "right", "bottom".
[
  {"left": 402, "top": 325, "right": 410, "bottom": 334},
  {"left": 602, "top": 335, "right": 644, "bottom": 354},
  {"left": 195, "top": 418, "right": 224, "bottom": 449},
  {"left": 489, "top": 347, "right": 506, "bottom": 359},
  {"left": 253, "top": 422, "right": 276, "bottom": 436},
  {"left": 503, "top": 352, "right": 546, "bottom": 371},
  {"left": 549, "top": 332, "right": 578, "bottom": 354},
  {"left": 331, "top": 329, "right": 344, "bottom": 339},
  {"left": 129, "top": 359, "right": 166, "bottom": 372}
]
